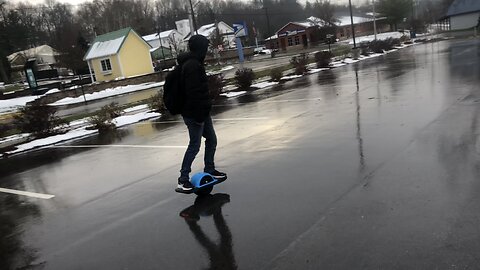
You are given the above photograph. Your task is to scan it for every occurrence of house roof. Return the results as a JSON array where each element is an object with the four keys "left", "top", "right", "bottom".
[
  {"left": 446, "top": 0, "right": 480, "bottom": 17},
  {"left": 183, "top": 21, "right": 234, "bottom": 41},
  {"left": 335, "top": 16, "right": 375, "bottom": 27},
  {"left": 7, "top": 45, "right": 58, "bottom": 63},
  {"left": 142, "top": 30, "right": 176, "bottom": 42},
  {"left": 84, "top": 27, "right": 150, "bottom": 61},
  {"left": 275, "top": 15, "right": 377, "bottom": 35}
]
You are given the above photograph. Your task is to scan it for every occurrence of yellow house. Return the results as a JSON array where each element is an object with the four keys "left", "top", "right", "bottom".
[{"left": 84, "top": 27, "right": 154, "bottom": 82}]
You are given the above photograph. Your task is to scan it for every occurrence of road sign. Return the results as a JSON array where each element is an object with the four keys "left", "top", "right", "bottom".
[{"left": 233, "top": 22, "right": 248, "bottom": 37}]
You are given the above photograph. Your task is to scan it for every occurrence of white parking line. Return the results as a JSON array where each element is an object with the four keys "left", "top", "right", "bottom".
[
  {"left": 0, "top": 188, "right": 55, "bottom": 199},
  {"left": 49, "top": 145, "right": 187, "bottom": 149},
  {"left": 258, "top": 98, "right": 321, "bottom": 104},
  {"left": 144, "top": 117, "right": 269, "bottom": 124}
]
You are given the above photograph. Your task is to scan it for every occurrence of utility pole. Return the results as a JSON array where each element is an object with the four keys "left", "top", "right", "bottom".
[
  {"left": 263, "top": 7, "right": 271, "bottom": 39},
  {"left": 372, "top": 0, "right": 377, "bottom": 40},
  {"left": 157, "top": 17, "right": 166, "bottom": 68},
  {"left": 188, "top": 0, "right": 198, "bottom": 35},
  {"left": 348, "top": 0, "right": 357, "bottom": 48}
]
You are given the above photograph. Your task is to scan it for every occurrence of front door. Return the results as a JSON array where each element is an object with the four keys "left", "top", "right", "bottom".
[{"left": 280, "top": 38, "right": 287, "bottom": 52}]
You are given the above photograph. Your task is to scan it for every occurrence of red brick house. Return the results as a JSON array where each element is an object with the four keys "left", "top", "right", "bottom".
[
  {"left": 265, "top": 17, "right": 327, "bottom": 52},
  {"left": 335, "top": 16, "right": 390, "bottom": 40}
]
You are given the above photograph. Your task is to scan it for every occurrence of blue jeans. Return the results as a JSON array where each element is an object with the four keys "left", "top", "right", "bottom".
[{"left": 180, "top": 116, "right": 217, "bottom": 181}]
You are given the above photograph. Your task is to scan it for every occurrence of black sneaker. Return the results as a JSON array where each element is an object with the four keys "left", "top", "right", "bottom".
[
  {"left": 177, "top": 179, "right": 194, "bottom": 191},
  {"left": 206, "top": 169, "right": 227, "bottom": 179}
]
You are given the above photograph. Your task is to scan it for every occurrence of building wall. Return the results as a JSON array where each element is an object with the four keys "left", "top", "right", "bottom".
[
  {"left": 91, "top": 55, "right": 122, "bottom": 82},
  {"left": 336, "top": 21, "right": 390, "bottom": 40},
  {"left": 216, "top": 22, "right": 235, "bottom": 48},
  {"left": 450, "top": 12, "right": 480, "bottom": 30},
  {"left": 146, "top": 31, "right": 185, "bottom": 54},
  {"left": 277, "top": 23, "right": 310, "bottom": 52},
  {"left": 119, "top": 32, "right": 154, "bottom": 78}
]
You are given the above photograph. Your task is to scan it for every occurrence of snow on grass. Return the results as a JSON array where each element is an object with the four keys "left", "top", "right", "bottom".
[
  {"left": 280, "top": 75, "right": 303, "bottom": 80},
  {"left": 220, "top": 65, "right": 235, "bottom": 72},
  {"left": 0, "top": 133, "right": 30, "bottom": 143},
  {"left": 331, "top": 62, "right": 347, "bottom": 68},
  {"left": 252, "top": 81, "right": 278, "bottom": 88},
  {"left": 220, "top": 91, "right": 247, "bottom": 98},
  {"left": 113, "top": 111, "right": 160, "bottom": 127},
  {"left": 123, "top": 104, "right": 149, "bottom": 113},
  {"left": 5, "top": 128, "right": 98, "bottom": 155},
  {"left": 0, "top": 96, "right": 39, "bottom": 114},
  {"left": 345, "top": 31, "right": 408, "bottom": 45},
  {"left": 308, "top": 68, "right": 330, "bottom": 74},
  {"left": 4, "top": 110, "right": 161, "bottom": 155},
  {"left": 50, "top": 82, "right": 164, "bottom": 106},
  {"left": 343, "top": 58, "right": 360, "bottom": 64}
]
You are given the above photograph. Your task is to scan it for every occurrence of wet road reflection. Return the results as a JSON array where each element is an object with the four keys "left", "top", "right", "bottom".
[
  {"left": 0, "top": 193, "right": 42, "bottom": 269},
  {"left": 1, "top": 39, "right": 480, "bottom": 269},
  {"left": 179, "top": 194, "right": 237, "bottom": 270},
  {"left": 354, "top": 69, "right": 365, "bottom": 171}
]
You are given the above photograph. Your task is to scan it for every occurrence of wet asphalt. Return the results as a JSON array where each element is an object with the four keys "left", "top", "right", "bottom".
[{"left": 1, "top": 38, "right": 480, "bottom": 270}]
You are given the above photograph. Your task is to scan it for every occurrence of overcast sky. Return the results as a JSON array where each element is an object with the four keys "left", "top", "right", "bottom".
[{"left": 14, "top": 0, "right": 361, "bottom": 7}]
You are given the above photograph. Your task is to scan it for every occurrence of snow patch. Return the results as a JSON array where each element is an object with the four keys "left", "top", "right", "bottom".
[
  {"left": 220, "top": 65, "right": 235, "bottom": 72},
  {"left": 5, "top": 110, "right": 161, "bottom": 155},
  {"left": 113, "top": 111, "right": 160, "bottom": 127},
  {"left": 308, "top": 68, "right": 330, "bottom": 74},
  {"left": 252, "top": 81, "right": 278, "bottom": 88},
  {"left": 343, "top": 58, "right": 360, "bottom": 64},
  {"left": 0, "top": 133, "right": 30, "bottom": 144},
  {"left": 345, "top": 31, "right": 408, "bottom": 45},
  {"left": 0, "top": 96, "right": 39, "bottom": 114},
  {"left": 280, "top": 75, "right": 303, "bottom": 80},
  {"left": 331, "top": 62, "right": 347, "bottom": 68},
  {"left": 220, "top": 91, "right": 247, "bottom": 98},
  {"left": 6, "top": 128, "right": 98, "bottom": 155},
  {"left": 123, "top": 104, "right": 149, "bottom": 113}
]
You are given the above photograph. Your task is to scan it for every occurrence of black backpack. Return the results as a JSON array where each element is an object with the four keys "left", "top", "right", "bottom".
[{"left": 163, "top": 65, "right": 185, "bottom": 115}]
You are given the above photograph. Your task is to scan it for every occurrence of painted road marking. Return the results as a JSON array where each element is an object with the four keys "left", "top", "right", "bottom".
[
  {"left": 144, "top": 117, "right": 269, "bottom": 124},
  {"left": 214, "top": 98, "right": 322, "bottom": 107},
  {"left": 0, "top": 188, "right": 55, "bottom": 199},
  {"left": 258, "top": 98, "right": 321, "bottom": 104},
  {"left": 49, "top": 145, "right": 187, "bottom": 149}
]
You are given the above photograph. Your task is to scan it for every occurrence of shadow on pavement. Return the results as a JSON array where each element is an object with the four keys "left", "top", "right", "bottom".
[{"left": 179, "top": 193, "right": 237, "bottom": 270}]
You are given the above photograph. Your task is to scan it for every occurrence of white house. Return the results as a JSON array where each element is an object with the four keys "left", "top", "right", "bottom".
[
  {"left": 7, "top": 45, "right": 59, "bottom": 80},
  {"left": 184, "top": 21, "right": 236, "bottom": 49},
  {"left": 446, "top": 0, "right": 480, "bottom": 30},
  {"left": 142, "top": 29, "right": 185, "bottom": 56}
]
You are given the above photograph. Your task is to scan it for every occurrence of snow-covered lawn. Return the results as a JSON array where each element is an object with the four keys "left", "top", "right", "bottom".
[
  {"left": 4, "top": 110, "right": 161, "bottom": 156},
  {"left": 50, "top": 82, "right": 164, "bottom": 106},
  {"left": 0, "top": 96, "right": 39, "bottom": 114},
  {"left": 345, "top": 31, "right": 409, "bottom": 45}
]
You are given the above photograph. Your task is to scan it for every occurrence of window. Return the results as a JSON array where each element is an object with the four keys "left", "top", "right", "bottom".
[
  {"left": 100, "top": 59, "right": 112, "bottom": 73},
  {"left": 287, "top": 37, "right": 293, "bottom": 46},
  {"left": 294, "top": 36, "right": 300, "bottom": 45}
]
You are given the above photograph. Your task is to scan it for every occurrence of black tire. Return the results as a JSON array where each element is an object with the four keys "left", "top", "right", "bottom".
[{"left": 194, "top": 186, "right": 213, "bottom": 196}]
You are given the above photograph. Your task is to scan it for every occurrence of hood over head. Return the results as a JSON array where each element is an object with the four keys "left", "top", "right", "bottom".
[{"left": 188, "top": 34, "right": 209, "bottom": 62}]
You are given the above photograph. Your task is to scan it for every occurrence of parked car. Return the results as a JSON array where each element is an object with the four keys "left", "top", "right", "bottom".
[{"left": 253, "top": 46, "right": 266, "bottom": 54}]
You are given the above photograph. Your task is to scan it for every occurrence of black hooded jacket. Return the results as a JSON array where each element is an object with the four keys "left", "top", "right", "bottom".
[{"left": 177, "top": 35, "right": 211, "bottom": 123}]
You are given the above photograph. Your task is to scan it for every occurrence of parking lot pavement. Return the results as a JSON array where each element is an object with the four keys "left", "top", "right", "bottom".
[{"left": 1, "top": 38, "right": 480, "bottom": 269}]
